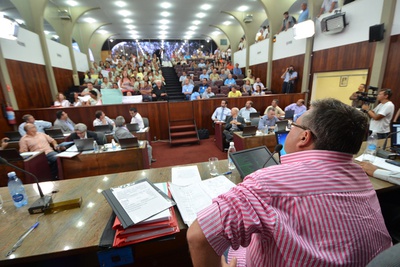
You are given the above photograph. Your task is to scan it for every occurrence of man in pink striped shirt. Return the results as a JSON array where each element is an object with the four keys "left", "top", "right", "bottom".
[{"left": 187, "top": 98, "right": 392, "bottom": 267}]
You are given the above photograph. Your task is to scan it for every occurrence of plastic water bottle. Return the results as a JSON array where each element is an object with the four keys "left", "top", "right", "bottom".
[
  {"left": 7, "top": 172, "right": 28, "bottom": 208},
  {"left": 228, "top": 142, "right": 236, "bottom": 170},
  {"left": 363, "top": 132, "right": 378, "bottom": 163},
  {"left": 111, "top": 139, "right": 116, "bottom": 150},
  {"left": 93, "top": 140, "right": 99, "bottom": 153}
]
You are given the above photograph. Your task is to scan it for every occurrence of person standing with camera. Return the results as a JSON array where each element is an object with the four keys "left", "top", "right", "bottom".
[
  {"left": 281, "top": 65, "right": 297, "bottom": 93},
  {"left": 349, "top": 84, "right": 366, "bottom": 108},
  {"left": 361, "top": 88, "right": 395, "bottom": 139}
]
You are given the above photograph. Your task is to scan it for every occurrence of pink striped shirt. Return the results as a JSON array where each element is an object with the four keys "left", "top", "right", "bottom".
[{"left": 197, "top": 150, "right": 391, "bottom": 267}]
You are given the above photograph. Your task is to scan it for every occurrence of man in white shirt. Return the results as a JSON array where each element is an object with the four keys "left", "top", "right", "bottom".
[
  {"left": 129, "top": 107, "right": 145, "bottom": 130},
  {"left": 93, "top": 110, "right": 115, "bottom": 130},
  {"left": 202, "top": 87, "right": 215, "bottom": 99},
  {"left": 318, "top": 0, "right": 338, "bottom": 17},
  {"left": 239, "top": 101, "right": 257, "bottom": 121},
  {"left": 211, "top": 100, "right": 231, "bottom": 122},
  {"left": 252, "top": 78, "right": 265, "bottom": 91},
  {"left": 362, "top": 88, "right": 395, "bottom": 139}
]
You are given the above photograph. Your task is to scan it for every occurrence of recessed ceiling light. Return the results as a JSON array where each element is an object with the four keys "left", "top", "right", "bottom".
[
  {"left": 160, "top": 30, "right": 168, "bottom": 35},
  {"left": 161, "top": 11, "right": 170, "bottom": 17},
  {"left": 160, "top": 25, "right": 169, "bottom": 30},
  {"left": 160, "top": 19, "right": 170, "bottom": 24},
  {"left": 98, "top": 30, "right": 108, "bottom": 34},
  {"left": 160, "top": 35, "right": 167, "bottom": 39},
  {"left": 189, "top": 26, "right": 197, "bottom": 30},
  {"left": 129, "top": 30, "right": 137, "bottom": 34},
  {"left": 212, "top": 31, "right": 220, "bottom": 36},
  {"left": 196, "top": 13, "right": 206, "bottom": 18},
  {"left": 66, "top": 0, "right": 78, "bottom": 6},
  {"left": 160, "top": 2, "right": 171, "bottom": 8},
  {"left": 193, "top": 20, "right": 201, "bottom": 25},
  {"left": 223, "top": 21, "right": 232, "bottom": 25},
  {"left": 118, "top": 10, "right": 131, "bottom": 17},
  {"left": 84, "top": 17, "right": 96, "bottom": 23},
  {"left": 123, "top": 18, "right": 133, "bottom": 23},
  {"left": 238, "top": 6, "right": 249, "bottom": 12},
  {"left": 44, "top": 30, "right": 50, "bottom": 34},
  {"left": 115, "top": 1, "right": 126, "bottom": 7},
  {"left": 126, "top": 25, "right": 135, "bottom": 29},
  {"left": 200, "top": 4, "right": 211, "bottom": 10},
  {"left": 184, "top": 35, "right": 192, "bottom": 40},
  {"left": 186, "top": 31, "right": 194, "bottom": 35}
]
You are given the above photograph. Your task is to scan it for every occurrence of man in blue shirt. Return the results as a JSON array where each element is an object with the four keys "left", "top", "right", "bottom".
[
  {"left": 258, "top": 108, "right": 279, "bottom": 131},
  {"left": 224, "top": 74, "right": 236, "bottom": 88},
  {"left": 18, "top": 114, "right": 52, "bottom": 136},
  {"left": 298, "top": 3, "right": 309, "bottom": 23},
  {"left": 199, "top": 79, "right": 208, "bottom": 95},
  {"left": 199, "top": 69, "right": 209, "bottom": 81},
  {"left": 182, "top": 79, "right": 194, "bottom": 100},
  {"left": 232, "top": 63, "right": 242, "bottom": 76},
  {"left": 285, "top": 99, "right": 307, "bottom": 116}
]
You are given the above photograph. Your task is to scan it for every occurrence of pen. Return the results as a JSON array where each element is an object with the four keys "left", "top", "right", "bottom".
[
  {"left": 222, "top": 171, "right": 232, "bottom": 175},
  {"left": 6, "top": 221, "right": 39, "bottom": 257}
]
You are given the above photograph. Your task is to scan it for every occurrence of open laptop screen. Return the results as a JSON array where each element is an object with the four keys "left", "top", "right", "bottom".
[
  {"left": 275, "top": 131, "right": 289, "bottom": 157},
  {"left": 391, "top": 123, "right": 400, "bottom": 147}
]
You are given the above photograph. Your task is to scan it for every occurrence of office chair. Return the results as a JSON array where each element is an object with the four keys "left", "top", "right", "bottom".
[{"left": 366, "top": 243, "right": 400, "bottom": 266}]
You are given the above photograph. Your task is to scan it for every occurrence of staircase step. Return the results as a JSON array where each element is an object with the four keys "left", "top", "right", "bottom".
[
  {"left": 170, "top": 137, "right": 199, "bottom": 145},
  {"left": 170, "top": 131, "right": 197, "bottom": 138},
  {"left": 170, "top": 124, "right": 196, "bottom": 131}
]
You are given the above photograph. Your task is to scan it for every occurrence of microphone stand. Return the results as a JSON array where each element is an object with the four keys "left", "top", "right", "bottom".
[
  {"left": 382, "top": 130, "right": 400, "bottom": 150},
  {"left": 0, "top": 157, "right": 52, "bottom": 214},
  {"left": 263, "top": 144, "right": 283, "bottom": 168}
]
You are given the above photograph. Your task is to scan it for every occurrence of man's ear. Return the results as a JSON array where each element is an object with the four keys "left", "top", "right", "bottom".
[{"left": 298, "top": 130, "right": 314, "bottom": 149}]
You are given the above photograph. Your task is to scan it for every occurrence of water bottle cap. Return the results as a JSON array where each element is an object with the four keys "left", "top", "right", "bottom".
[
  {"left": 230, "top": 142, "right": 234, "bottom": 146},
  {"left": 7, "top": 171, "right": 16, "bottom": 178}
]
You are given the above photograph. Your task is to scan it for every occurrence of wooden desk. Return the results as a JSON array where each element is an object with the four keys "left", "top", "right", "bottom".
[
  {"left": 0, "top": 160, "right": 241, "bottom": 266},
  {"left": 57, "top": 143, "right": 149, "bottom": 180},
  {"left": 214, "top": 122, "right": 226, "bottom": 151},
  {"left": 105, "top": 127, "right": 151, "bottom": 143},
  {"left": 233, "top": 132, "right": 277, "bottom": 152}
]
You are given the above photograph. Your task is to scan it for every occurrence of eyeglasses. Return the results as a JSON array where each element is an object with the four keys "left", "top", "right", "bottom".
[{"left": 291, "top": 122, "right": 316, "bottom": 139}]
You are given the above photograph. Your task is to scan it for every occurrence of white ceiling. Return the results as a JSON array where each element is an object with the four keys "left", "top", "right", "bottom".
[{"left": 0, "top": 0, "right": 304, "bottom": 40}]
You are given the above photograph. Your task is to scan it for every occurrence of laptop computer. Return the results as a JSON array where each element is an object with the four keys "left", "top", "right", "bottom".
[
  {"left": 0, "top": 149, "right": 26, "bottom": 161},
  {"left": 230, "top": 146, "right": 278, "bottom": 179},
  {"left": 4, "top": 131, "right": 22, "bottom": 141},
  {"left": 74, "top": 138, "right": 94, "bottom": 152},
  {"left": 45, "top": 128, "right": 64, "bottom": 138},
  {"left": 284, "top": 110, "right": 295, "bottom": 120},
  {"left": 390, "top": 123, "right": 400, "bottom": 152},
  {"left": 94, "top": 125, "right": 113, "bottom": 134},
  {"left": 118, "top": 137, "right": 139, "bottom": 149},
  {"left": 126, "top": 123, "right": 140, "bottom": 132},
  {"left": 242, "top": 126, "right": 257, "bottom": 137},
  {"left": 249, "top": 112, "right": 260, "bottom": 119},
  {"left": 275, "top": 120, "right": 288, "bottom": 132},
  {"left": 275, "top": 131, "right": 289, "bottom": 160}
]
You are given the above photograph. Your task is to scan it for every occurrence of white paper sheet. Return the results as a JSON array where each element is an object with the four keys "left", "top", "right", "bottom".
[
  {"left": 55, "top": 151, "right": 79, "bottom": 158},
  {"left": 355, "top": 155, "right": 400, "bottom": 172},
  {"left": 171, "top": 165, "right": 202, "bottom": 186}
]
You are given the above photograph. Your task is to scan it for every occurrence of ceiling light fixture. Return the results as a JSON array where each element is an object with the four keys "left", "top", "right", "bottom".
[
  {"left": 200, "top": 4, "right": 211, "bottom": 10},
  {"left": 118, "top": 10, "right": 131, "bottom": 17},
  {"left": 161, "top": 11, "right": 170, "bottom": 17},
  {"left": 238, "top": 6, "right": 249, "bottom": 12},
  {"left": 66, "top": 0, "right": 78, "bottom": 7},
  {"left": 44, "top": 30, "right": 50, "bottom": 34},
  {"left": 84, "top": 17, "right": 96, "bottom": 23},
  {"left": 98, "top": 30, "right": 108, "bottom": 34},
  {"left": 160, "top": 19, "right": 170, "bottom": 24},
  {"left": 123, "top": 18, "right": 133, "bottom": 23},
  {"left": 160, "top": 25, "right": 169, "bottom": 30},
  {"left": 223, "top": 21, "right": 232, "bottom": 25},
  {"left": 126, "top": 25, "right": 135, "bottom": 29},
  {"left": 160, "top": 2, "right": 171, "bottom": 8},
  {"left": 193, "top": 20, "right": 201, "bottom": 25},
  {"left": 115, "top": 1, "right": 127, "bottom": 7},
  {"left": 160, "top": 30, "right": 168, "bottom": 35},
  {"left": 189, "top": 26, "right": 198, "bottom": 30},
  {"left": 196, "top": 13, "right": 206, "bottom": 18}
]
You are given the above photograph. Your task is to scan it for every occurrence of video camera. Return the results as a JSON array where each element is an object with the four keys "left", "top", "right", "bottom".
[{"left": 357, "top": 85, "right": 378, "bottom": 103}]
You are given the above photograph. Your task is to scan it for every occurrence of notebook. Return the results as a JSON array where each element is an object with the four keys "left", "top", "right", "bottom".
[
  {"left": 94, "top": 125, "right": 113, "bottom": 134},
  {"left": 4, "top": 131, "right": 22, "bottom": 141},
  {"left": 249, "top": 112, "right": 260, "bottom": 119},
  {"left": 284, "top": 110, "right": 295, "bottom": 120},
  {"left": 0, "top": 149, "right": 26, "bottom": 161},
  {"left": 74, "top": 138, "right": 94, "bottom": 152},
  {"left": 275, "top": 131, "right": 289, "bottom": 160},
  {"left": 390, "top": 123, "right": 400, "bottom": 152},
  {"left": 230, "top": 146, "right": 278, "bottom": 179},
  {"left": 119, "top": 137, "right": 139, "bottom": 149},
  {"left": 242, "top": 126, "right": 257, "bottom": 137},
  {"left": 275, "top": 120, "right": 288, "bottom": 132},
  {"left": 45, "top": 128, "right": 64, "bottom": 138},
  {"left": 126, "top": 123, "right": 140, "bottom": 132}
]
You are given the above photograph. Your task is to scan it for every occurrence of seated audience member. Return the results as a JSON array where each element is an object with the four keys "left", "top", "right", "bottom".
[
  {"left": 202, "top": 87, "right": 215, "bottom": 99},
  {"left": 239, "top": 101, "right": 257, "bottom": 121},
  {"left": 242, "top": 79, "right": 253, "bottom": 95},
  {"left": 209, "top": 69, "right": 220, "bottom": 85},
  {"left": 258, "top": 107, "right": 279, "bottom": 131},
  {"left": 198, "top": 59, "right": 206, "bottom": 68},
  {"left": 114, "top": 116, "right": 156, "bottom": 163},
  {"left": 199, "top": 69, "right": 209, "bottom": 81},
  {"left": 264, "top": 99, "right": 285, "bottom": 117},
  {"left": 83, "top": 69, "right": 97, "bottom": 85},
  {"left": 223, "top": 107, "right": 245, "bottom": 142},
  {"left": 187, "top": 98, "right": 391, "bottom": 267},
  {"left": 252, "top": 85, "right": 265, "bottom": 96},
  {"left": 112, "top": 83, "right": 119, "bottom": 89},
  {"left": 1, "top": 137, "right": 9, "bottom": 150},
  {"left": 190, "top": 86, "right": 201, "bottom": 101},
  {"left": 199, "top": 79, "right": 208, "bottom": 95},
  {"left": 219, "top": 69, "right": 228, "bottom": 81},
  {"left": 18, "top": 114, "right": 52, "bottom": 136},
  {"left": 285, "top": 99, "right": 307, "bottom": 115},
  {"left": 129, "top": 107, "right": 145, "bottom": 130},
  {"left": 101, "top": 77, "right": 113, "bottom": 89},
  {"left": 318, "top": 0, "right": 338, "bottom": 17},
  {"left": 182, "top": 78, "right": 194, "bottom": 100},
  {"left": 232, "top": 63, "right": 242, "bottom": 76},
  {"left": 71, "top": 92, "right": 82, "bottom": 107},
  {"left": 152, "top": 80, "right": 168, "bottom": 101},
  {"left": 228, "top": 86, "right": 242, "bottom": 98},
  {"left": 81, "top": 82, "right": 100, "bottom": 96},
  {"left": 212, "top": 100, "right": 231, "bottom": 122},
  {"left": 140, "top": 81, "right": 153, "bottom": 102},
  {"left": 93, "top": 110, "right": 115, "bottom": 130},
  {"left": 243, "top": 74, "right": 255, "bottom": 85},
  {"left": 179, "top": 71, "right": 187, "bottom": 85},
  {"left": 68, "top": 123, "right": 103, "bottom": 144},
  {"left": 54, "top": 110, "right": 76, "bottom": 134},
  {"left": 54, "top": 92, "right": 70, "bottom": 107},
  {"left": 19, "top": 123, "right": 59, "bottom": 179},
  {"left": 253, "top": 78, "right": 265, "bottom": 91},
  {"left": 86, "top": 90, "right": 102, "bottom": 106},
  {"left": 279, "top": 11, "right": 296, "bottom": 33},
  {"left": 238, "top": 37, "right": 245, "bottom": 51},
  {"left": 224, "top": 74, "right": 237, "bottom": 88}
]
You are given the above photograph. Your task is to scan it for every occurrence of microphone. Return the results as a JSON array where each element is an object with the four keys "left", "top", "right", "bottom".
[
  {"left": 382, "top": 130, "right": 400, "bottom": 150},
  {"left": 0, "top": 157, "right": 52, "bottom": 214},
  {"left": 263, "top": 144, "right": 283, "bottom": 168}
]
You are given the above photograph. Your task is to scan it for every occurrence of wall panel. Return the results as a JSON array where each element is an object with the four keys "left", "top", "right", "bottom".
[
  {"left": 53, "top": 67, "right": 74, "bottom": 95},
  {"left": 382, "top": 34, "right": 400, "bottom": 107},
  {"left": 271, "top": 55, "right": 305, "bottom": 94},
  {"left": 249, "top": 63, "right": 267, "bottom": 88},
  {"left": 0, "top": 83, "right": 13, "bottom": 135}
]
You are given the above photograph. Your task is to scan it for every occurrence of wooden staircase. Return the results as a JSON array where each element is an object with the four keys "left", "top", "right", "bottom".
[{"left": 169, "top": 120, "right": 200, "bottom": 146}]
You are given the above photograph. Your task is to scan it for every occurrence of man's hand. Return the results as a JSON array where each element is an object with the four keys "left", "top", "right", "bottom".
[
  {"left": 359, "top": 162, "right": 378, "bottom": 176},
  {"left": 1, "top": 137, "right": 9, "bottom": 150},
  {"left": 361, "top": 104, "right": 369, "bottom": 111},
  {"left": 221, "top": 255, "right": 237, "bottom": 267}
]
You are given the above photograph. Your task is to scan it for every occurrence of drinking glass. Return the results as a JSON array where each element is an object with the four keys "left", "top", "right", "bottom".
[
  {"left": 208, "top": 157, "right": 219, "bottom": 176},
  {"left": 0, "top": 194, "right": 5, "bottom": 214}
]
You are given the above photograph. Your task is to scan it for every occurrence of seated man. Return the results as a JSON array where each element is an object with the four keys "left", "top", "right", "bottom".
[
  {"left": 19, "top": 123, "right": 59, "bottom": 179},
  {"left": 54, "top": 110, "right": 76, "bottom": 134},
  {"left": 81, "top": 82, "right": 100, "bottom": 96},
  {"left": 211, "top": 100, "right": 231, "bottom": 123},
  {"left": 264, "top": 99, "right": 285, "bottom": 117},
  {"left": 182, "top": 78, "right": 194, "bottom": 100},
  {"left": 224, "top": 74, "right": 236, "bottom": 88},
  {"left": 227, "top": 86, "right": 242, "bottom": 98},
  {"left": 252, "top": 77, "right": 265, "bottom": 91},
  {"left": 187, "top": 98, "right": 392, "bottom": 266},
  {"left": 239, "top": 101, "right": 257, "bottom": 121},
  {"left": 18, "top": 114, "right": 52, "bottom": 136},
  {"left": 199, "top": 78, "right": 208, "bottom": 95},
  {"left": 179, "top": 71, "right": 187, "bottom": 86},
  {"left": 129, "top": 107, "right": 145, "bottom": 130},
  {"left": 219, "top": 69, "right": 228, "bottom": 81},
  {"left": 199, "top": 69, "right": 209, "bottom": 81},
  {"left": 285, "top": 99, "right": 307, "bottom": 116},
  {"left": 114, "top": 116, "right": 156, "bottom": 163},
  {"left": 68, "top": 123, "right": 103, "bottom": 145},
  {"left": 258, "top": 107, "right": 279, "bottom": 131},
  {"left": 93, "top": 110, "right": 115, "bottom": 131},
  {"left": 223, "top": 107, "right": 245, "bottom": 142},
  {"left": 209, "top": 69, "right": 220, "bottom": 85},
  {"left": 152, "top": 80, "right": 168, "bottom": 101},
  {"left": 202, "top": 86, "right": 215, "bottom": 99},
  {"left": 232, "top": 63, "right": 242, "bottom": 76}
]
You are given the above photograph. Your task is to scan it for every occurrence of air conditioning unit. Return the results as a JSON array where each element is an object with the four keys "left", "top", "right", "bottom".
[
  {"left": 243, "top": 14, "right": 253, "bottom": 23},
  {"left": 320, "top": 12, "right": 346, "bottom": 34},
  {"left": 58, "top": 10, "right": 71, "bottom": 20}
]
